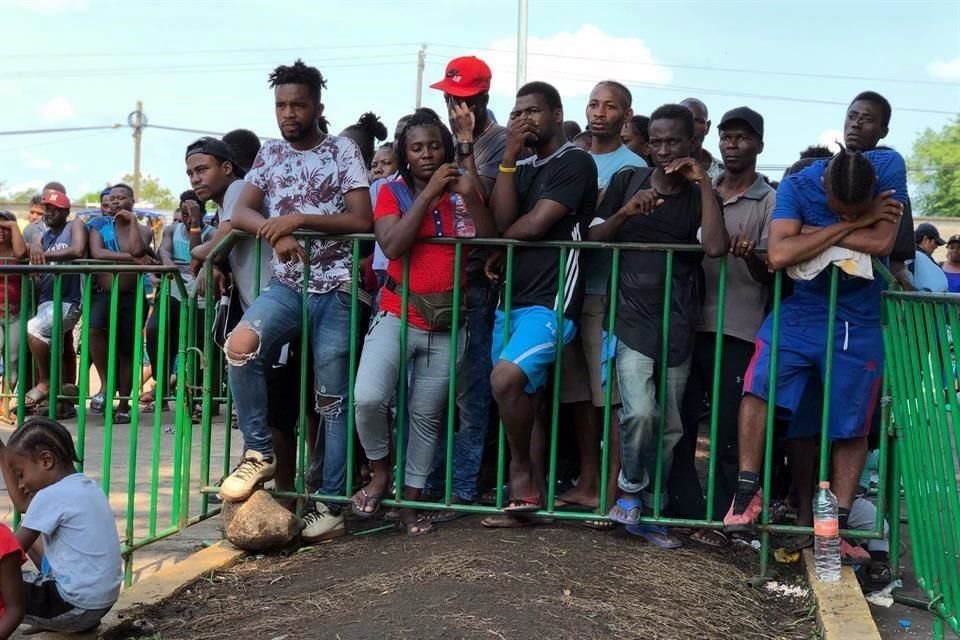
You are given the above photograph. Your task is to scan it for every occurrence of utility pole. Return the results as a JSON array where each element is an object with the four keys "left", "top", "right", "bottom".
[
  {"left": 128, "top": 101, "right": 146, "bottom": 202},
  {"left": 516, "top": 0, "right": 528, "bottom": 90},
  {"left": 415, "top": 44, "right": 427, "bottom": 108}
]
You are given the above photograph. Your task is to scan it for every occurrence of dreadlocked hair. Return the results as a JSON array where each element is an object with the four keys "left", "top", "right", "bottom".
[
  {"left": 395, "top": 108, "right": 455, "bottom": 190},
  {"left": 7, "top": 417, "right": 81, "bottom": 467},
  {"left": 825, "top": 144, "right": 876, "bottom": 206},
  {"left": 268, "top": 59, "right": 327, "bottom": 105}
]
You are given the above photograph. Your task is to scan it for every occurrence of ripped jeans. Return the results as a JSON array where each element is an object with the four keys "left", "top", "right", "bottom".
[{"left": 227, "top": 279, "right": 352, "bottom": 498}]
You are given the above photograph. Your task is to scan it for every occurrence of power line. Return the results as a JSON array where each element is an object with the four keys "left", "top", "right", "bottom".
[
  {"left": 427, "top": 60, "right": 957, "bottom": 116},
  {"left": 0, "top": 58, "right": 414, "bottom": 80},
  {"left": 0, "top": 129, "right": 119, "bottom": 154},
  {"left": 427, "top": 42, "right": 960, "bottom": 88},
  {"left": 0, "top": 125, "right": 122, "bottom": 136},
  {"left": 0, "top": 42, "right": 421, "bottom": 59},
  {"left": 149, "top": 124, "right": 225, "bottom": 136}
]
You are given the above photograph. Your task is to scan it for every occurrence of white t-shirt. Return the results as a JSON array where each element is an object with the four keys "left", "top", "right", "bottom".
[
  {"left": 245, "top": 135, "right": 369, "bottom": 294},
  {"left": 220, "top": 180, "right": 273, "bottom": 311},
  {"left": 22, "top": 473, "right": 122, "bottom": 610}
]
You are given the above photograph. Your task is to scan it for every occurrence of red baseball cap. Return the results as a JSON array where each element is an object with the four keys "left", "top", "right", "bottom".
[
  {"left": 41, "top": 189, "right": 71, "bottom": 209},
  {"left": 430, "top": 56, "right": 492, "bottom": 98}
]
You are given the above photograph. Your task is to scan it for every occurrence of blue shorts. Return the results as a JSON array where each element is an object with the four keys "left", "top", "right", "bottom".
[
  {"left": 492, "top": 306, "right": 577, "bottom": 394},
  {"left": 743, "top": 314, "right": 883, "bottom": 441}
]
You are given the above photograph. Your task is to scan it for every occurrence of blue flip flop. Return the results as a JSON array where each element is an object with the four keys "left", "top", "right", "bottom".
[
  {"left": 626, "top": 523, "right": 683, "bottom": 549},
  {"left": 607, "top": 496, "right": 642, "bottom": 526}
]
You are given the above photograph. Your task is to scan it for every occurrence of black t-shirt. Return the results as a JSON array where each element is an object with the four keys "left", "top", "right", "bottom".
[
  {"left": 595, "top": 166, "right": 718, "bottom": 365},
  {"left": 874, "top": 146, "right": 915, "bottom": 265},
  {"left": 501, "top": 143, "right": 598, "bottom": 318}
]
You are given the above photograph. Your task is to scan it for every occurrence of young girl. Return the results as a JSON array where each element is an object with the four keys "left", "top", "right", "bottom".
[
  {"left": 0, "top": 417, "right": 122, "bottom": 633},
  {"left": 0, "top": 523, "right": 25, "bottom": 639},
  {"left": 351, "top": 108, "right": 496, "bottom": 535}
]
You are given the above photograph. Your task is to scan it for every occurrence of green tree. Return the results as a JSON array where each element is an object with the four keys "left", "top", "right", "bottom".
[
  {"left": 4, "top": 188, "right": 41, "bottom": 204},
  {"left": 118, "top": 174, "right": 177, "bottom": 210},
  {"left": 910, "top": 115, "right": 960, "bottom": 217},
  {"left": 76, "top": 186, "right": 112, "bottom": 208}
]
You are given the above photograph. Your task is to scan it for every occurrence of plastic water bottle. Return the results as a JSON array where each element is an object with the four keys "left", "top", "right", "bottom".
[{"left": 813, "top": 481, "right": 841, "bottom": 582}]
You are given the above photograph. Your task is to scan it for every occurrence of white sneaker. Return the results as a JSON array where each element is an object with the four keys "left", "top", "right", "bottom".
[
  {"left": 302, "top": 503, "right": 345, "bottom": 543},
  {"left": 219, "top": 450, "right": 276, "bottom": 502}
]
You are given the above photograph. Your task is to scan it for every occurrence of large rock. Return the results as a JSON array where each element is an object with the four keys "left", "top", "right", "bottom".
[{"left": 221, "top": 490, "right": 301, "bottom": 551}]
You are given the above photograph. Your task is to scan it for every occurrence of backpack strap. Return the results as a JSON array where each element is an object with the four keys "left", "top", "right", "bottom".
[{"left": 386, "top": 181, "right": 416, "bottom": 216}]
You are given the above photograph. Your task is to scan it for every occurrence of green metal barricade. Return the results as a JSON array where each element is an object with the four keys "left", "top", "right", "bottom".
[
  {"left": 197, "top": 232, "right": 894, "bottom": 575},
  {"left": 0, "top": 262, "right": 214, "bottom": 586},
  {"left": 883, "top": 290, "right": 960, "bottom": 639}
]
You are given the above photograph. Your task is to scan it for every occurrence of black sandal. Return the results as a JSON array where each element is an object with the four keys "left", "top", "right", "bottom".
[{"left": 350, "top": 487, "right": 384, "bottom": 518}]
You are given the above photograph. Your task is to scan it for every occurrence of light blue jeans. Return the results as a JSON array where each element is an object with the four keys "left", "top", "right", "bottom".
[
  {"left": 227, "top": 279, "right": 352, "bottom": 499},
  {"left": 616, "top": 340, "right": 690, "bottom": 507}
]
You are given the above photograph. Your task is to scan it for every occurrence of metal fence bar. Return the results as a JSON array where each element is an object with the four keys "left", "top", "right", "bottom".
[
  {"left": 759, "top": 271, "right": 783, "bottom": 577},
  {"left": 443, "top": 243, "right": 463, "bottom": 507},
  {"left": 545, "top": 247, "right": 568, "bottom": 513}
]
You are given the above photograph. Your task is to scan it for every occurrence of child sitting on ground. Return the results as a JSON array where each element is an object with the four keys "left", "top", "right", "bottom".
[
  {"left": 0, "top": 523, "right": 25, "bottom": 639},
  {"left": 0, "top": 417, "right": 122, "bottom": 634}
]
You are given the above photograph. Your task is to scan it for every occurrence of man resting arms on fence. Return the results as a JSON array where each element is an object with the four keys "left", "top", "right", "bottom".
[{"left": 723, "top": 146, "right": 906, "bottom": 556}]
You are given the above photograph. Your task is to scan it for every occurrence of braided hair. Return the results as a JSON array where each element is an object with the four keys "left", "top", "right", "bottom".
[
  {"left": 268, "top": 59, "right": 327, "bottom": 105},
  {"left": 394, "top": 108, "right": 455, "bottom": 189},
  {"left": 7, "top": 417, "right": 81, "bottom": 468},
  {"left": 825, "top": 144, "right": 876, "bottom": 207}
]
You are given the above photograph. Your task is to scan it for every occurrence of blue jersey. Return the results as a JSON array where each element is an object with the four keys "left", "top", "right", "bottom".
[
  {"left": 773, "top": 149, "right": 908, "bottom": 326},
  {"left": 86, "top": 215, "right": 120, "bottom": 252}
]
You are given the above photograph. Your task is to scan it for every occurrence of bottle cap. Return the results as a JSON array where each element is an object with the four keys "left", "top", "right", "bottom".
[{"left": 819, "top": 481, "right": 830, "bottom": 489}]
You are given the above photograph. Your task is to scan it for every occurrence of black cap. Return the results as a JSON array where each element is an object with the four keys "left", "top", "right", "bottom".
[
  {"left": 718, "top": 106, "right": 764, "bottom": 140},
  {"left": 915, "top": 222, "right": 946, "bottom": 246},
  {"left": 948, "top": 234, "right": 960, "bottom": 246},
  {"left": 185, "top": 136, "right": 237, "bottom": 165}
]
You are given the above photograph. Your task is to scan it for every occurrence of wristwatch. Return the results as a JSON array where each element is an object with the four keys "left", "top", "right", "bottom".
[{"left": 457, "top": 141, "right": 474, "bottom": 157}]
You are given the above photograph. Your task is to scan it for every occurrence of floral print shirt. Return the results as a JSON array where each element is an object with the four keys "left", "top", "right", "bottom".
[{"left": 245, "top": 135, "right": 369, "bottom": 294}]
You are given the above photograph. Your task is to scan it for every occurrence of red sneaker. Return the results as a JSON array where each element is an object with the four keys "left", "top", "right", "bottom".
[
  {"left": 723, "top": 489, "right": 764, "bottom": 532},
  {"left": 840, "top": 538, "right": 871, "bottom": 565}
]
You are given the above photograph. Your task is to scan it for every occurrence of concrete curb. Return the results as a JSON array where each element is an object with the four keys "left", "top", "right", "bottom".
[
  {"left": 22, "top": 541, "right": 245, "bottom": 640},
  {"left": 802, "top": 548, "right": 882, "bottom": 640}
]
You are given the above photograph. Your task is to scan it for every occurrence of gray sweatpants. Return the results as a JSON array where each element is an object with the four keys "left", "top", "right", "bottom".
[{"left": 354, "top": 311, "right": 466, "bottom": 489}]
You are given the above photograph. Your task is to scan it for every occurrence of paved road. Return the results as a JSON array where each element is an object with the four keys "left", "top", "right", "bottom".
[{"left": 0, "top": 410, "right": 242, "bottom": 584}]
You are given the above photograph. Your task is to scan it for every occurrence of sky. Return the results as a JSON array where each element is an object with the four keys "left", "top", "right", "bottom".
[{"left": 1, "top": 0, "right": 958, "bottom": 207}]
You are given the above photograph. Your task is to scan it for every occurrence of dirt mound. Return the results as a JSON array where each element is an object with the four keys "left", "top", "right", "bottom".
[{"left": 118, "top": 519, "right": 813, "bottom": 640}]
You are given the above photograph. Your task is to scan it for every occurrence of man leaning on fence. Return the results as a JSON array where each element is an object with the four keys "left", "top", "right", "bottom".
[
  {"left": 23, "top": 189, "right": 87, "bottom": 419},
  {"left": 588, "top": 104, "right": 728, "bottom": 548},
  {"left": 486, "top": 81, "right": 597, "bottom": 522},
  {"left": 670, "top": 107, "right": 774, "bottom": 548},
  {"left": 724, "top": 145, "right": 907, "bottom": 555},
  {"left": 218, "top": 59, "right": 372, "bottom": 544}
]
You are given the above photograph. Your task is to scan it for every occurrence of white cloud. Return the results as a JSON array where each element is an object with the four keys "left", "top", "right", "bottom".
[
  {"left": 817, "top": 129, "right": 844, "bottom": 153},
  {"left": 0, "top": 180, "right": 44, "bottom": 198},
  {"left": 23, "top": 153, "right": 53, "bottom": 170},
  {"left": 928, "top": 57, "right": 960, "bottom": 80},
  {"left": 481, "top": 25, "right": 671, "bottom": 101},
  {"left": 0, "top": 0, "right": 88, "bottom": 12},
  {"left": 38, "top": 96, "right": 76, "bottom": 122}
]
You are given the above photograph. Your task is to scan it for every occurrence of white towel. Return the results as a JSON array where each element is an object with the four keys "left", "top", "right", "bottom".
[{"left": 787, "top": 246, "right": 874, "bottom": 281}]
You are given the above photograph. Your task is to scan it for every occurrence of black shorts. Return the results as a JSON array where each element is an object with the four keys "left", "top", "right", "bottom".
[
  {"left": 265, "top": 341, "right": 306, "bottom": 434},
  {"left": 23, "top": 573, "right": 111, "bottom": 633},
  {"left": 89, "top": 290, "right": 146, "bottom": 358}
]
